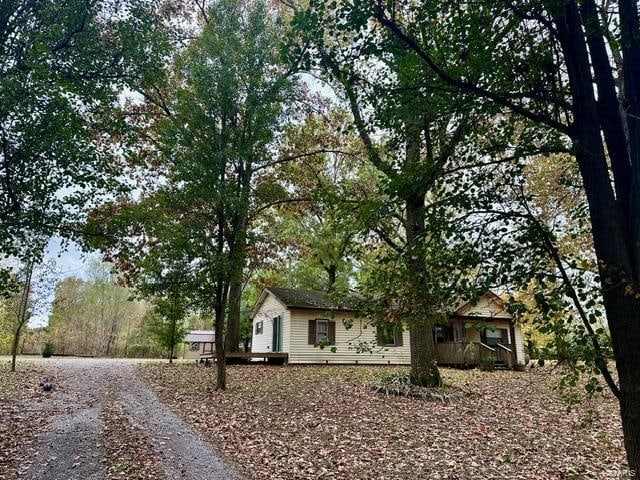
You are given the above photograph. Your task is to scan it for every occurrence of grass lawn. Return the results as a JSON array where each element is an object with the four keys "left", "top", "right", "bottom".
[{"left": 139, "top": 364, "right": 626, "bottom": 480}]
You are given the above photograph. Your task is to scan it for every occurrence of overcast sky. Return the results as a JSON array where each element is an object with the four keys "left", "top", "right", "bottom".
[{"left": 29, "top": 238, "right": 99, "bottom": 328}]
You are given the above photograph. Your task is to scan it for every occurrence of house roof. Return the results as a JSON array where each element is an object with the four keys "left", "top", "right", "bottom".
[
  {"left": 250, "top": 287, "right": 357, "bottom": 319},
  {"left": 184, "top": 330, "right": 215, "bottom": 342},
  {"left": 266, "top": 287, "right": 357, "bottom": 310},
  {"left": 250, "top": 287, "right": 511, "bottom": 320}
]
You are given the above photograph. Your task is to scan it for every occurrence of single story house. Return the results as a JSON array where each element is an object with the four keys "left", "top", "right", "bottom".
[
  {"left": 249, "top": 287, "right": 526, "bottom": 368},
  {"left": 183, "top": 330, "right": 215, "bottom": 360}
]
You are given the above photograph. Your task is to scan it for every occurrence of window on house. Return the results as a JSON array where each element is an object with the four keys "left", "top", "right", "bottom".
[
  {"left": 255, "top": 321, "right": 263, "bottom": 335},
  {"left": 316, "top": 319, "right": 329, "bottom": 344},
  {"left": 376, "top": 323, "right": 403, "bottom": 347},
  {"left": 190, "top": 342, "right": 199, "bottom": 351},
  {"left": 434, "top": 325, "right": 455, "bottom": 343},
  {"left": 308, "top": 319, "right": 335, "bottom": 345},
  {"left": 482, "top": 327, "right": 508, "bottom": 347}
]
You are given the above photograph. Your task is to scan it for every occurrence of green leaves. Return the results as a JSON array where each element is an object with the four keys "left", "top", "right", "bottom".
[
  {"left": 146, "top": 297, "right": 188, "bottom": 357},
  {"left": 0, "top": 0, "right": 170, "bottom": 266}
]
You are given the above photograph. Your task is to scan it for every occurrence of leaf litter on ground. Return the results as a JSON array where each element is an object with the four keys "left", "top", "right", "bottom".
[
  {"left": 138, "top": 364, "right": 627, "bottom": 480},
  {"left": 0, "top": 361, "right": 61, "bottom": 480}
]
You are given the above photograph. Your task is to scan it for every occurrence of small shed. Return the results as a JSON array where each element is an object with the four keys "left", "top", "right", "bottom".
[{"left": 183, "top": 330, "right": 215, "bottom": 360}]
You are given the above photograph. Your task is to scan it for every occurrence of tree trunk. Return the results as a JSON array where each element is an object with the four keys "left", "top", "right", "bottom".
[
  {"left": 619, "top": 0, "right": 640, "bottom": 280},
  {"left": 580, "top": 0, "right": 632, "bottom": 215},
  {"left": 169, "top": 315, "right": 176, "bottom": 364},
  {"left": 10, "top": 328, "right": 22, "bottom": 372},
  {"left": 214, "top": 301, "right": 226, "bottom": 390},
  {"left": 405, "top": 194, "right": 442, "bottom": 388},
  {"left": 403, "top": 116, "right": 441, "bottom": 388},
  {"left": 11, "top": 259, "right": 34, "bottom": 373},
  {"left": 605, "top": 289, "right": 640, "bottom": 475},
  {"left": 224, "top": 278, "right": 242, "bottom": 353},
  {"left": 215, "top": 121, "right": 230, "bottom": 390},
  {"left": 618, "top": 2, "right": 640, "bottom": 471},
  {"left": 224, "top": 198, "right": 249, "bottom": 354},
  {"left": 214, "top": 274, "right": 229, "bottom": 390},
  {"left": 326, "top": 264, "right": 337, "bottom": 288},
  {"left": 409, "top": 323, "right": 442, "bottom": 387},
  {"left": 554, "top": 2, "right": 640, "bottom": 471}
]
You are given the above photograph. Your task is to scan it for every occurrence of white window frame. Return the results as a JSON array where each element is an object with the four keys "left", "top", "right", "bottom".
[{"left": 316, "top": 319, "right": 329, "bottom": 344}]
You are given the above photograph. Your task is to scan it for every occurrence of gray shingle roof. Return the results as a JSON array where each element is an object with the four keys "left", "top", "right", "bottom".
[
  {"left": 266, "top": 287, "right": 356, "bottom": 311},
  {"left": 184, "top": 330, "right": 215, "bottom": 342}
]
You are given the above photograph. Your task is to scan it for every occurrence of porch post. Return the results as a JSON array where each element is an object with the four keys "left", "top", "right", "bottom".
[{"left": 509, "top": 320, "right": 518, "bottom": 366}]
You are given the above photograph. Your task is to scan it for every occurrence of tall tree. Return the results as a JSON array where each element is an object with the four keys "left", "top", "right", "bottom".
[
  {"left": 146, "top": 295, "right": 187, "bottom": 363},
  {"left": 259, "top": 107, "right": 370, "bottom": 292},
  {"left": 89, "top": 0, "right": 294, "bottom": 389},
  {"left": 288, "top": 8, "right": 498, "bottom": 387}
]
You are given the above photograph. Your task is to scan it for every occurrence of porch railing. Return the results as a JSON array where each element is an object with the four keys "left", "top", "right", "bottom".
[
  {"left": 495, "top": 343, "right": 513, "bottom": 368},
  {"left": 435, "top": 341, "right": 514, "bottom": 368}
]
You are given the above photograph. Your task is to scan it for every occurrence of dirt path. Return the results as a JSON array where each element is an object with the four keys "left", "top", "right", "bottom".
[{"left": 20, "top": 358, "right": 235, "bottom": 480}]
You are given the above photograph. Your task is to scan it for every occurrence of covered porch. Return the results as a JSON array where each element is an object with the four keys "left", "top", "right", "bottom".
[{"left": 433, "top": 316, "right": 519, "bottom": 368}]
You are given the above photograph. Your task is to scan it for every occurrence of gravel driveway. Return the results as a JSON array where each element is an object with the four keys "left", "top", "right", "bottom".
[{"left": 20, "top": 358, "right": 235, "bottom": 480}]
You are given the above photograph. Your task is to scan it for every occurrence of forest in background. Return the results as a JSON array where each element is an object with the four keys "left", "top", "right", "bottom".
[{"left": 0, "top": 260, "right": 250, "bottom": 358}]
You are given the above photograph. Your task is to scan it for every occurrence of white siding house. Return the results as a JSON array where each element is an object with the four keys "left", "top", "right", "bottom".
[{"left": 250, "top": 288, "right": 526, "bottom": 367}]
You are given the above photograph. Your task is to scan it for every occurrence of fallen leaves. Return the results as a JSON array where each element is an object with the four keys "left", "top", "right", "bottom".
[
  {"left": 100, "top": 385, "right": 165, "bottom": 479},
  {"left": 0, "top": 361, "right": 60, "bottom": 480},
  {"left": 139, "top": 364, "right": 627, "bottom": 480}
]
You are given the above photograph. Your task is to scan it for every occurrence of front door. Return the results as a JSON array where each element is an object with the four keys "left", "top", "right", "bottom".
[{"left": 272, "top": 315, "right": 282, "bottom": 352}]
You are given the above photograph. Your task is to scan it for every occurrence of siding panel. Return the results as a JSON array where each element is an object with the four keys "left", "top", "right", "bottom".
[
  {"left": 252, "top": 294, "right": 288, "bottom": 353},
  {"left": 458, "top": 294, "right": 511, "bottom": 318},
  {"left": 288, "top": 309, "right": 410, "bottom": 364}
]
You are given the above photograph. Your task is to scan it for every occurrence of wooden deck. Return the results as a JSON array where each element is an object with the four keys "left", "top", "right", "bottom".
[{"left": 199, "top": 352, "right": 288, "bottom": 365}]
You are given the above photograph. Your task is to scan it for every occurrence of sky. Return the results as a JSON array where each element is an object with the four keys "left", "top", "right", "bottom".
[{"left": 28, "top": 237, "right": 99, "bottom": 328}]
